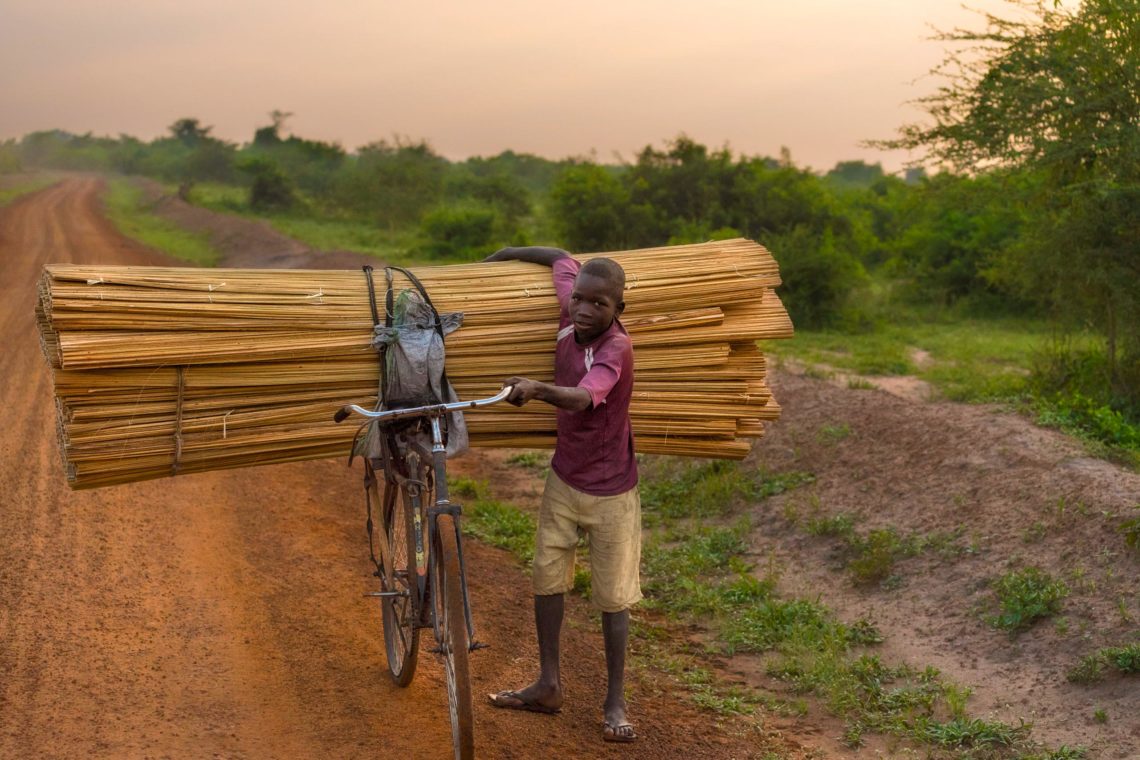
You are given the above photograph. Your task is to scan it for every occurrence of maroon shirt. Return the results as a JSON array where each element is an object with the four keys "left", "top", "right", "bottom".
[{"left": 549, "top": 256, "right": 638, "bottom": 496}]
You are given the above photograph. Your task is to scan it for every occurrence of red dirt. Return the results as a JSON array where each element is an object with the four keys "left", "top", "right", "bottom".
[{"left": 0, "top": 179, "right": 805, "bottom": 759}]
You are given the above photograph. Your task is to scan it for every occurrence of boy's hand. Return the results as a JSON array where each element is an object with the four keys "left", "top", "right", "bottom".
[{"left": 503, "top": 377, "right": 540, "bottom": 406}]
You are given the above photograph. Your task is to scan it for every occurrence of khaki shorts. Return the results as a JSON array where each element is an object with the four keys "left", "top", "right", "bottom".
[{"left": 532, "top": 471, "right": 642, "bottom": 612}]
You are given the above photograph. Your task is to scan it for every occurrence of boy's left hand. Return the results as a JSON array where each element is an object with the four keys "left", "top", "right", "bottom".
[{"left": 503, "top": 377, "right": 539, "bottom": 406}]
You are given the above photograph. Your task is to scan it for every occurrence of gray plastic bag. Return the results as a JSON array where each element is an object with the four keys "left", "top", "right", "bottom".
[{"left": 357, "top": 288, "right": 468, "bottom": 459}]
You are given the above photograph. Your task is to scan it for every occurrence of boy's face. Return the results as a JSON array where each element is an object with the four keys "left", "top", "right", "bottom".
[{"left": 569, "top": 272, "right": 624, "bottom": 343}]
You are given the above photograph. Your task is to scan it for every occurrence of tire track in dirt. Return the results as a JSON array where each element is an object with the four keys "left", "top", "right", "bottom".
[{"left": 0, "top": 178, "right": 806, "bottom": 759}]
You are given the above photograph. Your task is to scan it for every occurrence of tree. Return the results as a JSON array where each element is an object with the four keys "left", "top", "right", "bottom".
[
  {"left": 253, "top": 110, "right": 293, "bottom": 147},
  {"left": 334, "top": 137, "right": 446, "bottom": 227},
  {"left": 168, "top": 118, "right": 213, "bottom": 146},
  {"left": 877, "top": 0, "right": 1140, "bottom": 389},
  {"left": 549, "top": 163, "right": 650, "bottom": 251}
]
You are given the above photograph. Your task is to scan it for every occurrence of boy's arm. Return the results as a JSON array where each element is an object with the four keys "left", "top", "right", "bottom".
[
  {"left": 483, "top": 246, "right": 570, "bottom": 267},
  {"left": 503, "top": 376, "right": 591, "bottom": 412}
]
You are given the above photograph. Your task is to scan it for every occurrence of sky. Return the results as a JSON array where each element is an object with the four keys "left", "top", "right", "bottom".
[{"left": 0, "top": 0, "right": 1033, "bottom": 172}]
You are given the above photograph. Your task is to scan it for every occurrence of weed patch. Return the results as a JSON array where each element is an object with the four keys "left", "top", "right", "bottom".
[
  {"left": 450, "top": 477, "right": 536, "bottom": 564},
  {"left": 1118, "top": 511, "right": 1140, "bottom": 553},
  {"left": 1067, "top": 643, "right": 1140, "bottom": 683},
  {"left": 639, "top": 459, "right": 813, "bottom": 521},
  {"left": 817, "top": 422, "right": 852, "bottom": 444},
  {"left": 989, "top": 567, "right": 1068, "bottom": 634},
  {"left": 506, "top": 451, "right": 548, "bottom": 470},
  {"left": 800, "top": 510, "right": 959, "bottom": 586}
]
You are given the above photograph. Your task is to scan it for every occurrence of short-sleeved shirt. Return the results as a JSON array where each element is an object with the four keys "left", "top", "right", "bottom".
[{"left": 549, "top": 255, "right": 637, "bottom": 496}]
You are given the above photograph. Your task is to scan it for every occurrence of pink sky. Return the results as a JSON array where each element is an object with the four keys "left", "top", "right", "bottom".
[{"left": 0, "top": 0, "right": 1036, "bottom": 172}]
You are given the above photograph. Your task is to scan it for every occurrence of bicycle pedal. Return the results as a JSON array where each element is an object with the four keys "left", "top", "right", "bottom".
[
  {"left": 363, "top": 591, "right": 401, "bottom": 598},
  {"left": 470, "top": 641, "right": 490, "bottom": 651}
]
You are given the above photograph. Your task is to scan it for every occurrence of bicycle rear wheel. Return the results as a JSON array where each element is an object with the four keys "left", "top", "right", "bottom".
[
  {"left": 432, "top": 514, "right": 474, "bottom": 760},
  {"left": 380, "top": 484, "right": 419, "bottom": 686}
]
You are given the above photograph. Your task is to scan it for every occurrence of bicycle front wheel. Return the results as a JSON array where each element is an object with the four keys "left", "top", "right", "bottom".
[
  {"left": 380, "top": 484, "right": 419, "bottom": 686},
  {"left": 432, "top": 514, "right": 474, "bottom": 760}
]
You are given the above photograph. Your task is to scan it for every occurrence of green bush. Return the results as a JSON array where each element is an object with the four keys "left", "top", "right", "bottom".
[
  {"left": 418, "top": 204, "right": 498, "bottom": 260},
  {"left": 769, "top": 225, "right": 868, "bottom": 329},
  {"left": 0, "top": 140, "right": 22, "bottom": 174},
  {"left": 239, "top": 157, "right": 297, "bottom": 212}
]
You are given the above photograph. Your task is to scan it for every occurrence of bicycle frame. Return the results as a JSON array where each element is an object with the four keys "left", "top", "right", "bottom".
[{"left": 337, "top": 386, "right": 514, "bottom": 648}]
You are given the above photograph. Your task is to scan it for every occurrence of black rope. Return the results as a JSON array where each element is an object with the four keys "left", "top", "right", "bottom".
[
  {"left": 362, "top": 265, "right": 381, "bottom": 327},
  {"left": 172, "top": 366, "right": 185, "bottom": 475}
]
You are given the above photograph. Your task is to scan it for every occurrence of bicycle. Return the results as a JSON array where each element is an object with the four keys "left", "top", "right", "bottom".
[{"left": 333, "top": 385, "right": 514, "bottom": 760}]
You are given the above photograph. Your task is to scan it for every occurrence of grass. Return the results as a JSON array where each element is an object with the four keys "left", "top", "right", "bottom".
[
  {"left": 771, "top": 319, "right": 1140, "bottom": 467},
  {"left": 801, "top": 509, "right": 964, "bottom": 586},
  {"left": 817, "top": 422, "right": 852, "bottom": 444},
  {"left": 988, "top": 567, "right": 1069, "bottom": 634},
  {"left": 769, "top": 318, "right": 1080, "bottom": 403},
  {"left": 187, "top": 181, "right": 420, "bottom": 263},
  {"left": 104, "top": 178, "right": 220, "bottom": 265},
  {"left": 639, "top": 458, "right": 814, "bottom": 524},
  {"left": 1067, "top": 642, "right": 1140, "bottom": 683},
  {"left": 451, "top": 476, "right": 536, "bottom": 564},
  {"left": 506, "top": 451, "right": 549, "bottom": 470},
  {"left": 0, "top": 175, "right": 58, "bottom": 206}
]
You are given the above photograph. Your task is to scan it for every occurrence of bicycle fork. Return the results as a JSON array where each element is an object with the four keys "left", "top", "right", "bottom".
[{"left": 424, "top": 416, "right": 485, "bottom": 655}]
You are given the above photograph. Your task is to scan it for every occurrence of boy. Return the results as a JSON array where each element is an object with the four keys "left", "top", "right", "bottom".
[{"left": 484, "top": 246, "right": 640, "bottom": 744}]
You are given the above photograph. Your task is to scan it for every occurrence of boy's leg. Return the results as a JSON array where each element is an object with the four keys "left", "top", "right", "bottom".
[
  {"left": 581, "top": 486, "right": 641, "bottom": 742},
  {"left": 489, "top": 473, "right": 578, "bottom": 714},
  {"left": 601, "top": 609, "right": 635, "bottom": 742},
  {"left": 533, "top": 593, "right": 565, "bottom": 701}
]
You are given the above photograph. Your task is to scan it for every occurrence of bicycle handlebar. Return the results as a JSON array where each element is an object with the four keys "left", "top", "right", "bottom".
[{"left": 333, "top": 385, "right": 515, "bottom": 425}]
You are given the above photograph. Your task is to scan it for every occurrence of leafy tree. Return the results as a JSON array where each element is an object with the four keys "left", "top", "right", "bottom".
[
  {"left": 444, "top": 169, "right": 531, "bottom": 222},
  {"left": 253, "top": 110, "right": 293, "bottom": 147},
  {"left": 461, "top": 150, "right": 568, "bottom": 194},
  {"left": 333, "top": 137, "right": 446, "bottom": 227},
  {"left": 550, "top": 163, "right": 651, "bottom": 251},
  {"left": 168, "top": 118, "right": 213, "bottom": 146},
  {"left": 885, "top": 172, "right": 1032, "bottom": 307},
  {"left": 877, "top": 0, "right": 1140, "bottom": 389},
  {"left": 825, "top": 160, "right": 886, "bottom": 189}
]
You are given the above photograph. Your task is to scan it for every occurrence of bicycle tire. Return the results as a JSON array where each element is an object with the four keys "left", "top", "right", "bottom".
[
  {"left": 433, "top": 514, "right": 474, "bottom": 760},
  {"left": 380, "top": 483, "right": 419, "bottom": 686}
]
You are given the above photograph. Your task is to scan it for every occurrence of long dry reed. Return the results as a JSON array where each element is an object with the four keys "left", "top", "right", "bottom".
[{"left": 37, "top": 239, "right": 792, "bottom": 489}]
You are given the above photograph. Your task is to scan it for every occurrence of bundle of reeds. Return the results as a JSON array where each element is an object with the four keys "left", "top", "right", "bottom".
[{"left": 37, "top": 239, "right": 792, "bottom": 489}]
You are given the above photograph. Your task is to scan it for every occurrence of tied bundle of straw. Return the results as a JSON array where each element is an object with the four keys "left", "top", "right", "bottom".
[{"left": 36, "top": 239, "right": 793, "bottom": 489}]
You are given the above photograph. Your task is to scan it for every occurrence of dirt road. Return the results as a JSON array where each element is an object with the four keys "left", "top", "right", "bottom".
[{"left": 0, "top": 179, "right": 796, "bottom": 759}]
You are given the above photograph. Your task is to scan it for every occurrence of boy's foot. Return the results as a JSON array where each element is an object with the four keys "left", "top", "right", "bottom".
[
  {"left": 602, "top": 700, "right": 636, "bottom": 743},
  {"left": 602, "top": 720, "right": 637, "bottom": 743},
  {"left": 487, "top": 685, "right": 562, "bottom": 714}
]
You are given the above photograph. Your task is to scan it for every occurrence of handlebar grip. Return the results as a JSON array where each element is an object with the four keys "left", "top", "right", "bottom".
[{"left": 333, "top": 407, "right": 351, "bottom": 423}]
